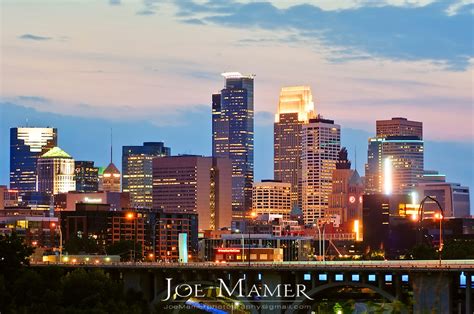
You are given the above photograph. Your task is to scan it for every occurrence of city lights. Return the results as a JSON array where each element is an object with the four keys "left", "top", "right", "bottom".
[{"left": 383, "top": 157, "right": 393, "bottom": 195}]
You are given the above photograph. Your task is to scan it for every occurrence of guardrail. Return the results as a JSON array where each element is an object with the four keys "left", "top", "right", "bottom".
[{"left": 30, "top": 259, "right": 474, "bottom": 270}]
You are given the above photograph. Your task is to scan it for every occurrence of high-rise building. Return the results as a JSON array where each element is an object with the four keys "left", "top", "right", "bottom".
[
  {"left": 102, "top": 163, "right": 121, "bottom": 192},
  {"left": 301, "top": 116, "right": 341, "bottom": 224},
  {"left": 212, "top": 72, "right": 254, "bottom": 217},
  {"left": 152, "top": 155, "right": 232, "bottom": 231},
  {"left": 365, "top": 118, "right": 424, "bottom": 195},
  {"left": 37, "top": 147, "right": 76, "bottom": 195},
  {"left": 327, "top": 148, "right": 364, "bottom": 224},
  {"left": 416, "top": 182, "right": 470, "bottom": 218},
  {"left": 122, "top": 142, "right": 171, "bottom": 208},
  {"left": 252, "top": 180, "right": 292, "bottom": 219},
  {"left": 376, "top": 117, "right": 423, "bottom": 139},
  {"left": 274, "top": 86, "right": 315, "bottom": 208},
  {"left": 74, "top": 161, "right": 99, "bottom": 193},
  {"left": 10, "top": 127, "right": 57, "bottom": 193}
]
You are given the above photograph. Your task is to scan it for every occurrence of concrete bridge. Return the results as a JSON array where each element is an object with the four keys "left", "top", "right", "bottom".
[{"left": 34, "top": 260, "right": 473, "bottom": 313}]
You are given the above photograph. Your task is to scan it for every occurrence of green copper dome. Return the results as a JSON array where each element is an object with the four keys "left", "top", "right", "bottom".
[{"left": 40, "top": 146, "right": 72, "bottom": 159}]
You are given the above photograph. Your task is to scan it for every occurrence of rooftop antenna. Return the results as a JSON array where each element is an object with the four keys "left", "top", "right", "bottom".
[{"left": 110, "top": 128, "right": 113, "bottom": 164}]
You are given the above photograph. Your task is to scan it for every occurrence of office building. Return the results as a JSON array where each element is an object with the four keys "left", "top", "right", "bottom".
[
  {"left": 212, "top": 72, "right": 254, "bottom": 217},
  {"left": 37, "top": 147, "right": 75, "bottom": 195},
  {"left": 376, "top": 117, "right": 423, "bottom": 139},
  {"left": 54, "top": 190, "right": 130, "bottom": 211},
  {"left": 365, "top": 117, "right": 424, "bottom": 195},
  {"left": 0, "top": 185, "right": 19, "bottom": 209},
  {"left": 416, "top": 182, "right": 470, "bottom": 218},
  {"left": 152, "top": 155, "right": 232, "bottom": 231},
  {"left": 122, "top": 142, "right": 170, "bottom": 208},
  {"left": 328, "top": 148, "right": 364, "bottom": 224},
  {"left": 252, "top": 180, "right": 292, "bottom": 219},
  {"left": 301, "top": 116, "right": 341, "bottom": 224},
  {"left": 74, "top": 161, "right": 99, "bottom": 193},
  {"left": 274, "top": 86, "right": 315, "bottom": 208},
  {"left": 10, "top": 127, "right": 57, "bottom": 193},
  {"left": 102, "top": 162, "right": 121, "bottom": 192},
  {"left": 154, "top": 211, "right": 198, "bottom": 262}
]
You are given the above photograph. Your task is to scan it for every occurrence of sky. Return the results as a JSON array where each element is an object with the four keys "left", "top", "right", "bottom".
[{"left": 0, "top": 0, "right": 473, "bottom": 209}]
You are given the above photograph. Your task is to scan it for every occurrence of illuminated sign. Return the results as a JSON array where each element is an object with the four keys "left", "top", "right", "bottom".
[
  {"left": 84, "top": 197, "right": 102, "bottom": 203},
  {"left": 349, "top": 196, "right": 356, "bottom": 204},
  {"left": 216, "top": 248, "right": 241, "bottom": 254}
]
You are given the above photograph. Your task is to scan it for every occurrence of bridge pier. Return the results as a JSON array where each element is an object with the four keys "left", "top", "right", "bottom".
[
  {"left": 466, "top": 273, "right": 472, "bottom": 314},
  {"left": 412, "top": 272, "right": 452, "bottom": 314}
]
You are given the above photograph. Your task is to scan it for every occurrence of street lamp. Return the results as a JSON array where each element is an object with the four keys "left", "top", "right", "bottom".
[
  {"left": 126, "top": 212, "right": 138, "bottom": 262},
  {"left": 50, "top": 222, "right": 62, "bottom": 263}
]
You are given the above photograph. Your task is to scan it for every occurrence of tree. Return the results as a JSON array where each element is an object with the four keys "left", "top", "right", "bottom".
[
  {"left": 409, "top": 244, "right": 437, "bottom": 260},
  {"left": 0, "top": 233, "right": 34, "bottom": 275},
  {"left": 441, "top": 239, "right": 474, "bottom": 259},
  {"left": 64, "top": 236, "right": 100, "bottom": 254},
  {"left": 106, "top": 240, "right": 142, "bottom": 261}
]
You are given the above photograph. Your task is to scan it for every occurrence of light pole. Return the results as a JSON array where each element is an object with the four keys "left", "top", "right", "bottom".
[
  {"left": 126, "top": 212, "right": 137, "bottom": 262},
  {"left": 51, "top": 222, "right": 62, "bottom": 263}
]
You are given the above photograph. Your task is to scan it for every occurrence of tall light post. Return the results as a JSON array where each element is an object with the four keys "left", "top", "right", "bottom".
[
  {"left": 51, "top": 222, "right": 62, "bottom": 263},
  {"left": 126, "top": 212, "right": 137, "bottom": 262}
]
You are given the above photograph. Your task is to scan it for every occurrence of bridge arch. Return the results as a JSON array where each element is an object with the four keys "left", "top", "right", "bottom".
[
  {"left": 154, "top": 280, "right": 258, "bottom": 314},
  {"left": 284, "top": 281, "right": 397, "bottom": 314}
]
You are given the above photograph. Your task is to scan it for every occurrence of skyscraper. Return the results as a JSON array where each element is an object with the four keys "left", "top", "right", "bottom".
[
  {"left": 10, "top": 127, "right": 57, "bottom": 192},
  {"left": 37, "top": 147, "right": 75, "bottom": 195},
  {"left": 212, "top": 72, "right": 254, "bottom": 217},
  {"left": 122, "top": 142, "right": 171, "bottom": 208},
  {"left": 274, "top": 86, "right": 315, "bottom": 208},
  {"left": 152, "top": 155, "right": 232, "bottom": 231},
  {"left": 327, "top": 148, "right": 364, "bottom": 224},
  {"left": 252, "top": 180, "right": 292, "bottom": 219},
  {"left": 301, "top": 116, "right": 341, "bottom": 224},
  {"left": 102, "top": 163, "right": 121, "bottom": 192},
  {"left": 74, "top": 161, "right": 99, "bottom": 193},
  {"left": 365, "top": 117, "right": 424, "bottom": 195}
]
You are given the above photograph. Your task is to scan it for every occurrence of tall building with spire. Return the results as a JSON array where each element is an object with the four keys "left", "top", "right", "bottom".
[
  {"left": 101, "top": 130, "right": 121, "bottom": 192},
  {"left": 301, "top": 116, "right": 341, "bottom": 224},
  {"left": 10, "top": 127, "right": 57, "bottom": 193},
  {"left": 212, "top": 72, "right": 255, "bottom": 219},
  {"left": 122, "top": 142, "right": 170, "bottom": 208},
  {"left": 37, "top": 147, "right": 75, "bottom": 195},
  {"left": 274, "top": 86, "right": 315, "bottom": 208}
]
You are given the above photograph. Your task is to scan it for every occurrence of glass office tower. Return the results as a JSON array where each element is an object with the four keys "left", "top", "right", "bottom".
[
  {"left": 212, "top": 72, "right": 255, "bottom": 218},
  {"left": 122, "top": 142, "right": 170, "bottom": 208},
  {"left": 10, "top": 127, "right": 57, "bottom": 193}
]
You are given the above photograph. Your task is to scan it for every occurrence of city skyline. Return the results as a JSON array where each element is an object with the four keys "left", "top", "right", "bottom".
[{"left": 1, "top": 0, "right": 472, "bottom": 211}]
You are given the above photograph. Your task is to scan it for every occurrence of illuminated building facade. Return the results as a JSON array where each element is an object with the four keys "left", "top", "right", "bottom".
[
  {"left": 74, "top": 161, "right": 99, "bottom": 193},
  {"left": 102, "top": 162, "right": 121, "bottom": 192},
  {"left": 274, "top": 86, "right": 315, "bottom": 208},
  {"left": 154, "top": 211, "right": 198, "bottom": 262},
  {"left": 365, "top": 117, "right": 424, "bottom": 195},
  {"left": 328, "top": 148, "right": 364, "bottom": 224},
  {"left": 152, "top": 155, "right": 232, "bottom": 231},
  {"left": 54, "top": 191, "right": 130, "bottom": 211},
  {"left": 415, "top": 182, "right": 470, "bottom": 218},
  {"left": 376, "top": 117, "right": 423, "bottom": 139},
  {"left": 37, "top": 147, "right": 76, "bottom": 195},
  {"left": 10, "top": 127, "right": 57, "bottom": 193},
  {"left": 0, "top": 185, "right": 19, "bottom": 209},
  {"left": 122, "top": 142, "right": 170, "bottom": 208},
  {"left": 301, "top": 116, "right": 341, "bottom": 224},
  {"left": 252, "top": 180, "right": 292, "bottom": 219},
  {"left": 212, "top": 72, "right": 254, "bottom": 217}
]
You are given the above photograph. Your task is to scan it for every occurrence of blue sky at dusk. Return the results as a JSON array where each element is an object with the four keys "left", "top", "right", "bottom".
[{"left": 1, "top": 0, "right": 473, "bottom": 209}]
